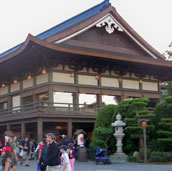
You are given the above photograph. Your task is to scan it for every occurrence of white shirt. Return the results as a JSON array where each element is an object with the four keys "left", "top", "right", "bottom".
[{"left": 60, "top": 152, "right": 71, "bottom": 171}]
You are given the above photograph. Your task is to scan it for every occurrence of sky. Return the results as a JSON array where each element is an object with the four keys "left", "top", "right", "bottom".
[{"left": 0, "top": 0, "right": 171, "bottom": 55}]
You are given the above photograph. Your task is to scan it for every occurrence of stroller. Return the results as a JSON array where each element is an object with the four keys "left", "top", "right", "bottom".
[{"left": 95, "top": 149, "right": 111, "bottom": 164}]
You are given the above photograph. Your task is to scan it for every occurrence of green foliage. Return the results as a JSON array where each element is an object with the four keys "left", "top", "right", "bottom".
[
  {"left": 125, "top": 126, "right": 142, "bottom": 133},
  {"left": 157, "top": 138, "right": 172, "bottom": 143},
  {"left": 94, "top": 127, "right": 113, "bottom": 136},
  {"left": 95, "top": 105, "right": 118, "bottom": 128},
  {"left": 150, "top": 151, "right": 172, "bottom": 162},
  {"left": 157, "top": 130, "right": 172, "bottom": 137},
  {"left": 135, "top": 114, "right": 155, "bottom": 119},
  {"left": 127, "top": 156, "right": 138, "bottom": 162},
  {"left": 90, "top": 105, "right": 118, "bottom": 151},
  {"left": 153, "top": 96, "right": 172, "bottom": 151},
  {"left": 118, "top": 97, "right": 152, "bottom": 153},
  {"left": 124, "top": 118, "right": 136, "bottom": 125}
]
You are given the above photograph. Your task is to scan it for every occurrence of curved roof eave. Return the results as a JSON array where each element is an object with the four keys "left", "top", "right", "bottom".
[{"left": 1, "top": 33, "right": 172, "bottom": 69}]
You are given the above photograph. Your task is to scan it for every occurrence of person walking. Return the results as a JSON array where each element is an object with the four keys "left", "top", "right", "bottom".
[
  {"left": 19, "top": 137, "right": 30, "bottom": 167},
  {"left": 60, "top": 145, "right": 71, "bottom": 171},
  {"left": 38, "top": 138, "right": 48, "bottom": 171},
  {"left": 0, "top": 146, "right": 12, "bottom": 171},
  {"left": 9, "top": 136, "right": 18, "bottom": 171},
  {"left": 68, "top": 143, "right": 75, "bottom": 171},
  {"left": 46, "top": 133, "right": 60, "bottom": 171}
]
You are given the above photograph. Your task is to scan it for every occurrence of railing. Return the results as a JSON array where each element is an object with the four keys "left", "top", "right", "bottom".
[{"left": 0, "top": 101, "right": 103, "bottom": 116}]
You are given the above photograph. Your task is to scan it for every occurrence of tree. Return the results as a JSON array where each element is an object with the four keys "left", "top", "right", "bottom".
[
  {"left": 90, "top": 104, "right": 118, "bottom": 152},
  {"left": 162, "top": 42, "right": 172, "bottom": 97},
  {"left": 154, "top": 96, "right": 172, "bottom": 151},
  {"left": 118, "top": 98, "right": 155, "bottom": 153}
]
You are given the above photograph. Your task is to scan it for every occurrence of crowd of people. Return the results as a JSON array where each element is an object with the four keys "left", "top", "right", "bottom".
[{"left": 0, "top": 132, "right": 87, "bottom": 171}]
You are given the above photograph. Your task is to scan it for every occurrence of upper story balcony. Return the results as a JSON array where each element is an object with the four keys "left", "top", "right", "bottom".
[{"left": 0, "top": 101, "right": 103, "bottom": 123}]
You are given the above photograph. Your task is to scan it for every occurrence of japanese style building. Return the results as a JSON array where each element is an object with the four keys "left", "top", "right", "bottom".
[{"left": 0, "top": 0, "right": 172, "bottom": 142}]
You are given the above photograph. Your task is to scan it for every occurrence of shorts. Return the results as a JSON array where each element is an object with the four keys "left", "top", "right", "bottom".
[{"left": 22, "top": 151, "right": 29, "bottom": 160}]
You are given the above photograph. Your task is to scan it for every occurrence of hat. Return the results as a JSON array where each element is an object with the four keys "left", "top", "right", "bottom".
[
  {"left": 60, "top": 145, "right": 67, "bottom": 151},
  {"left": 0, "top": 146, "right": 11, "bottom": 152}
]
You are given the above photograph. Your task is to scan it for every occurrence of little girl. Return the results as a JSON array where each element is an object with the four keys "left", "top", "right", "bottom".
[{"left": 68, "top": 143, "right": 75, "bottom": 171}]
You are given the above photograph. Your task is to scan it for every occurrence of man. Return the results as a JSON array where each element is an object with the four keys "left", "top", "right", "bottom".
[
  {"left": 46, "top": 133, "right": 60, "bottom": 171},
  {"left": 9, "top": 136, "right": 18, "bottom": 171},
  {"left": 20, "top": 137, "right": 30, "bottom": 166}
]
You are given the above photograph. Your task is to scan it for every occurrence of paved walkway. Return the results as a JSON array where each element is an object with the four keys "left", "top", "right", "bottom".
[{"left": 15, "top": 160, "right": 172, "bottom": 171}]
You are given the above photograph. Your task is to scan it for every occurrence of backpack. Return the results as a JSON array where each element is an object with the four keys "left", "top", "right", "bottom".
[{"left": 40, "top": 146, "right": 48, "bottom": 162}]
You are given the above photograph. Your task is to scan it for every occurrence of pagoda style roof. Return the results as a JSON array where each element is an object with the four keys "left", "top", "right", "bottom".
[
  {"left": 0, "top": 0, "right": 171, "bottom": 75},
  {"left": 0, "top": 0, "right": 110, "bottom": 59}
]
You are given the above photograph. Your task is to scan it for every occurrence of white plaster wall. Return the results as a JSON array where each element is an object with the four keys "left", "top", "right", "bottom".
[
  {"left": 131, "top": 73, "right": 139, "bottom": 79},
  {"left": 123, "top": 79, "right": 139, "bottom": 89},
  {"left": 89, "top": 68, "right": 97, "bottom": 74},
  {"left": 110, "top": 71, "right": 118, "bottom": 76},
  {"left": 79, "top": 67, "right": 87, "bottom": 73},
  {"left": 53, "top": 64, "right": 63, "bottom": 70},
  {"left": 151, "top": 75, "right": 157, "bottom": 81},
  {"left": 36, "top": 74, "right": 48, "bottom": 85},
  {"left": 0, "top": 87, "right": 8, "bottom": 95},
  {"left": 143, "top": 75, "right": 149, "bottom": 80},
  {"left": 123, "top": 72, "right": 130, "bottom": 78},
  {"left": 78, "top": 75, "right": 97, "bottom": 86},
  {"left": 10, "top": 83, "right": 20, "bottom": 92},
  {"left": 52, "top": 72, "right": 74, "bottom": 84},
  {"left": 23, "top": 79, "right": 34, "bottom": 89},
  {"left": 143, "top": 82, "right": 158, "bottom": 91},
  {"left": 12, "top": 95, "right": 20, "bottom": 111},
  {"left": 64, "top": 65, "right": 73, "bottom": 71},
  {"left": 101, "top": 77, "right": 119, "bottom": 87},
  {"left": 102, "top": 70, "right": 110, "bottom": 76}
]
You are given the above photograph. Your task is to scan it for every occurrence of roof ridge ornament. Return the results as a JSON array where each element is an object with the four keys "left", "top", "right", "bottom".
[{"left": 96, "top": 14, "right": 123, "bottom": 34}]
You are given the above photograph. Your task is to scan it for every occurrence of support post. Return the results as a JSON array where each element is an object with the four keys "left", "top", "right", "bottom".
[
  {"left": 6, "top": 123, "right": 11, "bottom": 131},
  {"left": 37, "top": 118, "right": 43, "bottom": 143},
  {"left": 21, "top": 122, "right": 25, "bottom": 139},
  {"left": 143, "top": 127, "right": 147, "bottom": 163},
  {"left": 67, "top": 119, "right": 72, "bottom": 139}
]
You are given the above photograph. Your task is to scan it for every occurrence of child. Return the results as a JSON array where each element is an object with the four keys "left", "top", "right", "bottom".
[
  {"left": 0, "top": 146, "right": 12, "bottom": 171},
  {"left": 60, "top": 145, "right": 71, "bottom": 171},
  {"left": 68, "top": 143, "right": 75, "bottom": 171}
]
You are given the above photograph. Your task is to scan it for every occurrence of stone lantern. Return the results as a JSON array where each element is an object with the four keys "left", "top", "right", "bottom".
[{"left": 110, "top": 113, "right": 128, "bottom": 163}]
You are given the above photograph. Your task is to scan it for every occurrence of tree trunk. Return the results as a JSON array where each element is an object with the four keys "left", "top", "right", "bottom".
[
  {"left": 104, "top": 135, "right": 111, "bottom": 149},
  {"left": 139, "top": 133, "right": 144, "bottom": 151}
]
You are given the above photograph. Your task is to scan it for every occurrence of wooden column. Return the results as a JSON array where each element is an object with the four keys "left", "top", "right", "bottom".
[
  {"left": 6, "top": 123, "right": 11, "bottom": 131},
  {"left": 48, "top": 71, "right": 54, "bottom": 107},
  {"left": 37, "top": 118, "right": 43, "bottom": 142},
  {"left": 21, "top": 122, "right": 26, "bottom": 138},
  {"left": 67, "top": 119, "right": 72, "bottom": 139}
]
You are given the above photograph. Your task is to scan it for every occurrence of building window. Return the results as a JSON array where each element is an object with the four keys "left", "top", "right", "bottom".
[
  {"left": 102, "top": 95, "right": 118, "bottom": 105},
  {"left": 12, "top": 95, "right": 21, "bottom": 112},
  {"left": 35, "top": 92, "right": 49, "bottom": 102},
  {"left": 53, "top": 92, "right": 73, "bottom": 107},
  {"left": 22, "top": 96, "right": 33, "bottom": 105},
  {"left": 22, "top": 96, "right": 33, "bottom": 110},
  {"left": 0, "top": 102, "right": 7, "bottom": 110},
  {"left": 79, "top": 93, "right": 97, "bottom": 108}
]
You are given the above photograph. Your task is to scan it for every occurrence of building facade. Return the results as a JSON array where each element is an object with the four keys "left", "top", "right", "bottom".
[{"left": 0, "top": 0, "right": 172, "bottom": 142}]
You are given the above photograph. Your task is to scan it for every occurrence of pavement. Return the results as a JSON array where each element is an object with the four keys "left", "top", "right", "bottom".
[{"left": 14, "top": 160, "right": 172, "bottom": 171}]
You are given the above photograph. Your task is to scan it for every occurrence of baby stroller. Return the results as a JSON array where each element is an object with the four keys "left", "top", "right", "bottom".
[{"left": 95, "top": 149, "right": 111, "bottom": 164}]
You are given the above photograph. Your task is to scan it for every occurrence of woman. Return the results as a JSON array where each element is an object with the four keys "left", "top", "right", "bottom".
[
  {"left": 38, "top": 139, "right": 47, "bottom": 171},
  {"left": 0, "top": 146, "right": 12, "bottom": 171},
  {"left": 68, "top": 143, "right": 75, "bottom": 171}
]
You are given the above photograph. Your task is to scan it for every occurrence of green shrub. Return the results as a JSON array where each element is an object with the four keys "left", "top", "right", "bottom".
[
  {"left": 150, "top": 151, "right": 172, "bottom": 162},
  {"left": 127, "top": 156, "right": 138, "bottom": 162}
]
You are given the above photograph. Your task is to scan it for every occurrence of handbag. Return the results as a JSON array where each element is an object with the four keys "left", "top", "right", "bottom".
[{"left": 19, "top": 149, "right": 24, "bottom": 157}]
